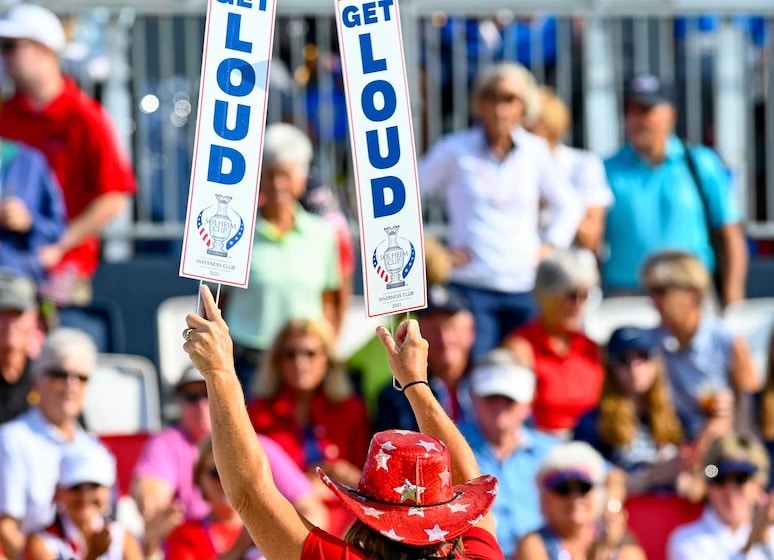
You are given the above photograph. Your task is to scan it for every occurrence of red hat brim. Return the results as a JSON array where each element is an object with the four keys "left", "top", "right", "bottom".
[{"left": 317, "top": 468, "right": 498, "bottom": 546}]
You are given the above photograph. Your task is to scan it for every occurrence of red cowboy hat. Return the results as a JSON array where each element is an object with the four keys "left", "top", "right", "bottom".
[{"left": 318, "top": 429, "right": 498, "bottom": 546}]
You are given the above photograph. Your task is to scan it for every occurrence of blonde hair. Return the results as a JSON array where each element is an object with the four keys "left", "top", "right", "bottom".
[
  {"left": 252, "top": 317, "right": 353, "bottom": 402},
  {"left": 530, "top": 86, "right": 571, "bottom": 146},
  {"left": 597, "top": 356, "right": 683, "bottom": 447},
  {"left": 640, "top": 250, "right": 711, "bottom": 296},
  {"left": 704, "top": 433, "right": 770, "bottom": 488},
  {"left": 758, "top": 327, "right": 774, "bottom": 440},
  {"left": 471, "top": 62, "right": 539, "bottom": 123}
]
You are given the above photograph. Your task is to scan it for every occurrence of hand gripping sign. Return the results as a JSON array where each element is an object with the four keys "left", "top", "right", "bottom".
[
  {"left": 335, "top": 0, "right": 427, "bottom": 317},
  {"left": 180, "top": 0, "right": 276, "bottom": 288}
]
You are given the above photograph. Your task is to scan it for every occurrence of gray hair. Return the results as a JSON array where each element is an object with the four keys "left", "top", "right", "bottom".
[
  {"left": 262, "top": 123, "right": 314, "bottom": 175},
  {"left": 32, "top": 328, "right": 98, "bottom": 376},
  {"left": 534, "top": 249, "right": 600, "bottom": 298},
  {"left": 471, "top": 62, "right": 540, "bottom": 123},
  {"left": 536, "top": 441, "right": 606, "bottom": 487}
]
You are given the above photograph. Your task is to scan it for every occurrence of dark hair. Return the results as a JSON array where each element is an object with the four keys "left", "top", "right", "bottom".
[{"left": 343, "top": 520, "right": 464, "bottom": 560}]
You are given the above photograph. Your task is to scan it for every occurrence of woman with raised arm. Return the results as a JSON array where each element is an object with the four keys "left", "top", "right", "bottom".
[{"left": 182, "top": 285, "right": 503, "bottom": 560}]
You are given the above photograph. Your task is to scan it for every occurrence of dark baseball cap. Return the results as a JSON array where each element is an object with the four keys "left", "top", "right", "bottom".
[
  {"left": 0, "top": 271, "right": 37, "bottom": 312},
  {"left": 624, "top": 74, "right": 676, "bottom": 108},
  {"left": 419, "top": 284, "right": 469, "bottom": 317},
  {"left": 607, "top": 326, "right": 656, "bottom": 359}
]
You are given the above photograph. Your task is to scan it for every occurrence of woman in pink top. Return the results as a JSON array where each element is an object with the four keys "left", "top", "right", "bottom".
[{"left": 504, "top": 250, "right": 604, "bottom": 438}]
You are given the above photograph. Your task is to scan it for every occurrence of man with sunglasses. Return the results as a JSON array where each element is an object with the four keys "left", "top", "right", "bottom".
[
  {"left": 459, "top": 348, "right": 559, "bottom": 559},
  {"left": 668, "top": 433, "right": 773, "bottom": 560},
  {"left": 0, "top": 327, "right": 103, "bottom": 560},
  {"left": 132, "top": 366, "right": 329, "bottom": 552}
]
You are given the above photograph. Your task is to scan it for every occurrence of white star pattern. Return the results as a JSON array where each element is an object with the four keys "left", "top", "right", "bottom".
[
  {"left": 438, "top": 469, "right": 451, "bottom": 486},
  {"left": 361, "top": 506, "right": 385, "bottom": 518},
  {"left": 381, "top": 441, "right": 397, "bottom": 451},
  {"left": 374, "top": 449, "right": 391, "bottom": 471},
  {"left": 394, "top": 430, "right": 412, "bottom": 435},
  {"left": 407, "top": 507, "right": 425, "bottom": 517},
  {"left": 467, "top": 514, "right": 484, "bottom": 526},
  {"left": 448, "top": 502, "right": 470, "bottom": 513},
  {"left": 425, "top": 524, "right": 450, "bottom": 542},
  {"left": 380, "top": 529, "right": 404, "bottom": 541},
  {"left": 393, "top": 479, "right": 426, "bottom": 503},
  {"left": 416, "top": 439, "right": 441, "bottom": 453}
]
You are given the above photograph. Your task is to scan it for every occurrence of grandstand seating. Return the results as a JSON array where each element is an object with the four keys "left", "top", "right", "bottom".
[
  {"left": 723, "top": 297, "right": 774, "bottom": 381},
  {"left": 84, "top": 353, "right": 162, "bottom": 434},
  {"left": 624, "top": 494, "right": 704, "bottom": 560},
  {"left": 583, "top": 296, "right": 661, "bottom": 345}
]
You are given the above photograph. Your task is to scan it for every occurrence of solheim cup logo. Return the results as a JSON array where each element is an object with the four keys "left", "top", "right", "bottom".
[
  {"left": 372, "top": 225, "right": 417, "bottom": 290},
  {"left": 196, "top": 194, "right": 245, "bottom": 258}
]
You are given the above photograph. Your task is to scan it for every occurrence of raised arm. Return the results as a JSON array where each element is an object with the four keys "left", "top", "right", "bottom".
[
  {"left": 375, "top": 321, "right": 497, "bottom": 538},
  {"left": 183, "top": 285, "right": 312, "bottom": 560}
]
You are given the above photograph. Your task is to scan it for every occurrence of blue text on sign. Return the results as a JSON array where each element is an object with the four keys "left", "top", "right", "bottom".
[
  {"left": 207, "top": 8, "right": 264, "bottom": 186},
  {"left": 341, "top": 0, "right": 393, "bottom": 28}
]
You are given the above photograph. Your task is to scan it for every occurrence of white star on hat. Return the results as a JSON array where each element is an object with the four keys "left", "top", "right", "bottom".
[
  {"left": 361, "top": 506, "right": 385, "bottom": 518},
  {"left": 394, "top": 430, "right": 412, "bottom": 435},
  {"left": 416, "top": 439, "right": 441, "bottom": 453},
  {"left": 374, "top": 449, "right": 391, "bottom": 471},
  {"left": 408, "top": 507, "right": 425, "bottom": 517},
  {"left": 380, "top": 529, "right": 404, "bottom": 541},
  {"left": 425, "top": 524, "right": 450, "bottom": 542},
  {"left": 448, "top": 502, "right": 469, "bottom": 513},
  {"left": 394, "top": 479, "right": 426, "bottom": 503},
  {"left": 438, "top": 469, "right": 451, "bottom": 486},
  {"left": 467, "top": 514, "right": 484, "bottom": 526},
  {"left": 381, "top": 441, "right": 397, "bottom": 451}
]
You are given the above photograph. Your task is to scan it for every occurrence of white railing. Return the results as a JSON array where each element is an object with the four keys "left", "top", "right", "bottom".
[{"left": 26, "top": 1, "right": 774, "bottom": 247}]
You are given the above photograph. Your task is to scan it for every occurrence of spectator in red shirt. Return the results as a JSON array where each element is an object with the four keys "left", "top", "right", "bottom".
[
  {"left": 504, "top": 249, "right": 604, "bottom": 438},
  {"left": 247, "top": 317, "right": 369, "bottom": 537},
  {"left": 182, "top": 286, "right": 503, "bottom": 560},
  {"left": 0, "top": 4, "right": 136, "bottom": 307}
]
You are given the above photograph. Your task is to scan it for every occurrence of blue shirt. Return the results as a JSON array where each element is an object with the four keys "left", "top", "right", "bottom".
[
  {"left": 458, "top": 423, "right": 559, "bottom": 558},
  {"left": 652, "top": 316, "right": 734, "bottom": 440},
  {"left": 0, "top": 140, "right": 66, "bottom": 280},
  {"left": 603, "top": 136, "right": 739, "bottom": 291},
  {"left": 0, "top": 408, "right": 104, "bottom": 533}
]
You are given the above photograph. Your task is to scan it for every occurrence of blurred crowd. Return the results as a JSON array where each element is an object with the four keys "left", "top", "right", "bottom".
[{"left": 0, "top": 3, "right": 771, "bottom": 560}]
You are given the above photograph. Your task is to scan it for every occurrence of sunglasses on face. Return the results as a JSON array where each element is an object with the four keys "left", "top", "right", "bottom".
[
  {"left": 548, "top": 480, "right": 594, "bottom": 497},
  {"left": 615, "top": 351, "right": 653, "bottom": 367},
  {"left": 180, "top": 391, "right": 208, "bottom": 404},
  {"left": 565, "top": 289, "right": 589, "bottom": 303},
  {"left": 708, "top": 471, "right": 754, "bottom": 487},
  {"left": 66, "top": 482, "right": 101, "bottom": 492},
  {"left": 0, "top": 40, "right": 18, "bottom": 54},
  {"left": 45, "top": 368, "right": 89, "bottom": 383},
  {"left": 480, "top": 89, "right": 522, "bottom": 105},
  {"left": 280, "top": 347, "right": 323, "bottom": 360}
]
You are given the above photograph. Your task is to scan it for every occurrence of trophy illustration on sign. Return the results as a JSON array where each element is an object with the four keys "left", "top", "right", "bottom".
[
  {"left": 381, "top": 226, "right": 407, "bottom": 289},
  {"left": 207, "top": 194, "right": 234, "bottom": 257}
]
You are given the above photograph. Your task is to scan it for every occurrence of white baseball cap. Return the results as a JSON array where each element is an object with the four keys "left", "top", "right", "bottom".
[
  {"left": 471, "top": 351, "right": 536, "bottom": 403},
  {"left": 59, "top": 443, "right": 116, "bottom": 489},
  {"left": 0, "top": 4, "right": 66, "bottom": 53}
]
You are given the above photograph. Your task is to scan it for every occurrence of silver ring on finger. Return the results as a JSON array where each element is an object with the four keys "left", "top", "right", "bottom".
[{"left": 183, "top": 327, "right": 194, "bottom": 342}]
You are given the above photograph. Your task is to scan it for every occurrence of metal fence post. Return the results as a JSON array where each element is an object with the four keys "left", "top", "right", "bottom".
[
  {"left": 583, "top": 14, "right": 619, "bottom": 157},
  {"left": 714, "top": 18, "right": 749, "bottom": 220}
]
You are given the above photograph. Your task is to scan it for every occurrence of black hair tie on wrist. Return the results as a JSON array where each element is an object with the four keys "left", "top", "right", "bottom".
[{"left": 398, "top": 380, "right": 430, "bottom": 393}]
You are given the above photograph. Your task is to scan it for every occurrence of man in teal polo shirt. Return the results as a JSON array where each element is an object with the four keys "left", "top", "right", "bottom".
[{"left": 602, "top": 74, "right": 747, "bottom": 307}]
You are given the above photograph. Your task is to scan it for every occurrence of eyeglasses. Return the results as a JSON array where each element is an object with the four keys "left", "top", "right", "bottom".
[
  {"left": 66, "top": 482, "right": 101, "bottom": 492},
  {"left": 0, "top": 40, "right": 18, "bottom": 54},
  {"left": 565, "top": 289, "right": 589, "bottom": 303},
  {"left": 648, "top": 285, "right": 672, "bottom": 297},
  {"left": 480, "top": 89, "right": 522, "bottom": 105},
  {"left": 615, "top": 351, "right": 654, "bottom": 367},
  {"left": 548, "top": 480, "right": 594, "bottom": 497},
  {"left": 180, "top": 391, "right": 208, "bottom": 404},
  {"left": 708, "top": 472, "right": 754, "bottom": 487},
  {"left": 45, "top": 368, "right": 89, "bottom": 383},
  {"left": 281, "top": 347, "right": 324, "bottom": 360}
]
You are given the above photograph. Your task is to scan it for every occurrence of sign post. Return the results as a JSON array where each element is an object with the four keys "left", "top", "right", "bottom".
[
  {"left": 180, "top": 0, "right": 277, "bottom": 288},
  {"left": 335, "top": 0, "right": 427, "bottom": 318}
]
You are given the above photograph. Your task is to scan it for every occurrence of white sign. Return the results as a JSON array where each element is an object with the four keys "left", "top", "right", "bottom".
[
  {"left": 335, "top": 0, "right": 427, "bottom": 318},
  {"left": 180, "top": 0, "right": 276, "bottom": 288}
]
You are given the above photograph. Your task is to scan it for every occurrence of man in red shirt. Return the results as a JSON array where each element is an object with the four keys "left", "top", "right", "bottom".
[{"left": 0, "top": 4, "right": 136, "bottom": 305}]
